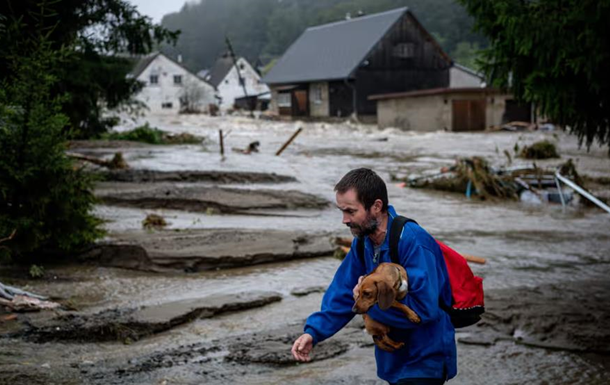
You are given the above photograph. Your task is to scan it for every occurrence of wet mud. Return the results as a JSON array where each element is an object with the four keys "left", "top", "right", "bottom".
[
  {"left": 79, "top": 229, "right": 335, "bottom": 272},
  {"left": 97, "top": 169, "right": 296, "bottom": 184},
  {"left": 15, "top": 291, "right": 282, "bottom": 343},
  {"left": 460, "top": 280, "right": 610, "bottom": 354},
  {"left": 96, "top": 184, "right": 329, "bottom": 214},
  {"left": 2, "top": 115, "right": 610, "bottom": 384}
]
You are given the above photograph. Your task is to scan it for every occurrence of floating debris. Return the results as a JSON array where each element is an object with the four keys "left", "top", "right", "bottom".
[
  {"left": 142, "top": 214, "right": 167, "bottom": 229},
  {"left": 520, "top": 140, "right": 559, "bottom": 159},
  {"left": 402, "top": 158, "right": 589, "bottom": 205}
]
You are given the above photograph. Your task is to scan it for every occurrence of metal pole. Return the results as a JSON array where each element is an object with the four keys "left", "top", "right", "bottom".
[
  {"left": 554, "top": 176, "right": 566, "bottom": 211},
  {"left": 219, "top": 129, "right": 224, "bottom": 156},
  {"left": 555, "top": 172, "right": 610, "bottom": 215},
  {"left": 225, "top": 35, "right": 254, "bottom": 117}
]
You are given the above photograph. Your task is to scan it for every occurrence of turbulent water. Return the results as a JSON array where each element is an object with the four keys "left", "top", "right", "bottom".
[{"left": 1, "top": 114, "right": 609, "bottom": 384}]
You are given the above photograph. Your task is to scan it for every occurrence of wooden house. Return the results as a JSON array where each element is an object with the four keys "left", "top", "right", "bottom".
[{"left": 262, "top": 7, "right": 452, "bottom": 120}]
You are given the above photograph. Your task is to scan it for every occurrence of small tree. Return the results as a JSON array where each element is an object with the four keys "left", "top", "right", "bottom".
[
  {"left": 0, "top": 23, "right": 103, "bottom": 261},
  {"left": 458, "top": 0, "right": 610, "bottom": 151},
  {"left": 179, "top": 78, "right": 206, "bottom": 114}
]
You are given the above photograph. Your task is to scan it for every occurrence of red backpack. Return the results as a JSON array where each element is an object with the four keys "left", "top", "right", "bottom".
[{"left": 357, "top": 216, "right": 485, "bottom": 328}]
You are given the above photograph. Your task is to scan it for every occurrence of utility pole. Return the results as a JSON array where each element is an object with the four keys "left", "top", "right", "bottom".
[{"left": 225, "top": 36, "right": 254, "bottom": 117}]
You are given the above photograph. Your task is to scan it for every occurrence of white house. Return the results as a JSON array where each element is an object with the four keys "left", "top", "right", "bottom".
[
  {"left": 129, "top": 52, "right": 217, "bottom": 115},
  {"left": 204, "top": 54, "right": 269, "bottom": 111},
  {"left": 450, "top": 63, "right": 485, "bottom": 88}
]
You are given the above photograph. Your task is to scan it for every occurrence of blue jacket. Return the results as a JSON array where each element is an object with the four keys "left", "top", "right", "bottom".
[{"left": 304, "top": 206, "right": 457, "bottom": 383}]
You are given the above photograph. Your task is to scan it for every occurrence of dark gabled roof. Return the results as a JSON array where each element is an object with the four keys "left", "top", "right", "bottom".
[
  {"left": 263, "top": 8, "right": 409, "bottom": 85},
  {"left": 129, "top": 52, "right": 161, "bottom": 78},
  {"left": 128, "top": 52, "right": 215, "bottom": 89},
  {"left": 207, "top": 54, "right": 235, "bottom": 87}
]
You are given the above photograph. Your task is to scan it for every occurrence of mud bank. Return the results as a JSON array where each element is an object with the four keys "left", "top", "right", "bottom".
[
  {"left": 84, "top": 320, "right": 371, "bottom": 385},
  {"left": 16, "top": 291, "right": 281, "bottom": 343},
  {"left": 80, "top": 229, "right": 336, "bottom": 272},
  {"left": 459, "top": 280, "right": 610, "bottom": 354},
  {"left": 96, "top": 184, "right": 329, "bottom": 214},
  {"left": 97, "top": 169, "right": 297, "bottom": 184},
  {"left": 87, "top": 280, "right": 610, "bottom": 384}
]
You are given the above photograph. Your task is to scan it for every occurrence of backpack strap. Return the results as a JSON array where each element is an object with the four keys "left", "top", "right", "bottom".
[
  {"left": 357, "top": 235, "right": 365, "bottom": 266},
  {"left": 389, "top": 216, "right": 417, "bottom": 264},
  {"left": 356, "top": 215, "right": 417, "bottom": 266}
]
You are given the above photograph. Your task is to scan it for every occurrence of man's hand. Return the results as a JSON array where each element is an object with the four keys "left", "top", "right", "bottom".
[
  {"left": 353, "top": 275, "right": 365, "bottom": 300},
  {"left": 291, "top": 333, "right": 313, "bottom": 362}
]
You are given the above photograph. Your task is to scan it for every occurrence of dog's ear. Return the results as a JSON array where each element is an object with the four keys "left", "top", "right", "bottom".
[{"left": 376, "top": 281, "right": 395, "bottom": 310}]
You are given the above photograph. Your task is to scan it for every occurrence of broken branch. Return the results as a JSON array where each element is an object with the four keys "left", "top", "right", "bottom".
[{"left": 276, "top": 127, "right": 303, "bottom": 156}]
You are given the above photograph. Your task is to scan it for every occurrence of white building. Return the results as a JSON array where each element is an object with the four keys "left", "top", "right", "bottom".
[
  {"left": 450, "top": 63, "right": 485, "bottom": 88},
  {"left": 204, "top": 54, "right": 269, "bottom": 111},
  {"left": 130, "top": 52, "right": 217, "bottom": 115}
]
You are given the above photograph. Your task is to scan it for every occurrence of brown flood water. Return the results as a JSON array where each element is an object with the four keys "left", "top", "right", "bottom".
[{"left": 1, "top": 115, "right": 609, "bottom": 384}]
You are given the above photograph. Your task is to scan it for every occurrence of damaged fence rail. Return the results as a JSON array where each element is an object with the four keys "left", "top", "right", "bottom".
[{"left": 555, "top": 172, "right": 610, "bottom": 215}]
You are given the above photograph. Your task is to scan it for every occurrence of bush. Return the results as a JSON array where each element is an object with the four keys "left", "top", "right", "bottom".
[
  {"left": 0, "top": 36, "right": 103, "bottom": 262},
  {"left": 102, "top": 123, "right": 202, "bottom": 145},
  {"left": 102, "top": 123, "right": 164, "bottom": 144}
]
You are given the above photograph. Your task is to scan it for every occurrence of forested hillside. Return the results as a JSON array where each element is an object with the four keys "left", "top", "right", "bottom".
[{"left": 160, "top": 0, "right": 486, "bottom": 72}]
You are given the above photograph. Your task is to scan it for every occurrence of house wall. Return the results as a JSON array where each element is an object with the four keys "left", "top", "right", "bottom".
[
  {"left": 450, "top": 67, "right": 484, "bottom": 88},
  {"left": 217, "top": 58, "right": 270, "bottom": 111},
  {"left": 308, "top": 82, "right": 329, "bottom": 117},
  {"left": 354, "top": 12, "right": 451, "bottom": 116},
  {"left": 377, "top": 92, "right": 510, "bottom": 131},
  {"left": 136, "top": 55, "right": 216, "bottom": 115}
]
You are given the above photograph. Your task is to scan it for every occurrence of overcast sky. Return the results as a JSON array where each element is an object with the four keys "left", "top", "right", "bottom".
[{"left": 127, "top": 0, "right": 193, "bottom": 23}]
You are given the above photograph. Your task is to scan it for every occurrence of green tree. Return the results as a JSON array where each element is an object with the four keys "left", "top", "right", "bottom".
[
  {"left": 0, "top": 0, "right": 179, "bottom": 138},
  {"left": 0, "top": 15, "right": 103, "bottom": 261},
  {"left": 458, "top": 0, "right": 610, "bottom": 150},
  {"left": 451, "top": 41, "right": 481, "bottom": 71}
]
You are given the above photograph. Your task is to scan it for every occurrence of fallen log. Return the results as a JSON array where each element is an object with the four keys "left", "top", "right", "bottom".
[
  {"left": 68, "top": 152, "right": 128, "bottom": 169},
  {"left": 0, "top": 294, "right": 60, "bottom": 312},
  {"left": 0, "top": 282, "right": 47, "bottom": 301}
]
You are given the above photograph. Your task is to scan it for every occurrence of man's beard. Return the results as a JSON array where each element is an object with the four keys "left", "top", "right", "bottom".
[{"left": 347, "top": 213, "right": 379, "bottom": 238}]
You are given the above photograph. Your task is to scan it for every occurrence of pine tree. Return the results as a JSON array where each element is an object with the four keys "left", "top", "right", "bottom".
[{"left": 0, "top": 17, "right": 103, "bottom": 261}]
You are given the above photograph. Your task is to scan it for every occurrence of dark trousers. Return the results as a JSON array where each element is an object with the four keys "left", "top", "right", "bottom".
[{"left": 390, "top": 378, "right": 445, "bottom": 385}]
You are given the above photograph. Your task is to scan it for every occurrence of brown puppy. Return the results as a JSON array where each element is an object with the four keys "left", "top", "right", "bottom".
[{"left": 353, "top": 262, "right": 421, "bottom": 352}]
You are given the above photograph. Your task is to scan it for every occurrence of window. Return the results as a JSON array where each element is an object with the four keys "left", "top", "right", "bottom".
[
  {"left": 173, "top": 75, "right": 182, "bottom": 85},
  {"left": 392, "top": 43, "right": 415, "bottom": 58},
  {"left": 239, "top": 63, "right": 245, "bottom": 70},
  {"left": 278, "top": 93, "right": 291, "bottom": 107},
  {"left": 149, "top": 75, "right": 159, "bottom": 84},
  {"left": 161, "top": 102, "right": 173, "bottom": 109},
  {"left": 312, "top": 85, "right": 323, "bottom": 104}
]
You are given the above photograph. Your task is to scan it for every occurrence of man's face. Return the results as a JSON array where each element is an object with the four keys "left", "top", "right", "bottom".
[{"left": 336, "top": 189, "right": 379, "bottom": 237}]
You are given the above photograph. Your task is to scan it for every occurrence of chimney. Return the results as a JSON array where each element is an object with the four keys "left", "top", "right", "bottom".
[{"left": 177, "top": 54, "right": 183, "bottom": 63}]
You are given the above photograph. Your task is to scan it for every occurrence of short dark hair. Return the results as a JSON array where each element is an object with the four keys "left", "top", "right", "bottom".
[{"left": 334, "top": 168, "right": 388, "bottom": 212}]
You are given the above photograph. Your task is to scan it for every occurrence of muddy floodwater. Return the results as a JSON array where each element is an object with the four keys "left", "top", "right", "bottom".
[{"left": 1, "top": 115, "right": 610, "bottom": 385}]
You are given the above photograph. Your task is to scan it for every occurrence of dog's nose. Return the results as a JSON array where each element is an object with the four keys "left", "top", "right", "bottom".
[{"left": 352, "top": 304, "right": 360, "bottom": 313}]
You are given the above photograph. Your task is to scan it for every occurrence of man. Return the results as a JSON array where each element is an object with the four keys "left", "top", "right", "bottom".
[{"left": 291, "top": 168, "right": 456, "bottom": 385}]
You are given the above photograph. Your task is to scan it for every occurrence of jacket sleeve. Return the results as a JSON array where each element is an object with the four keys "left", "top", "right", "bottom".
[
  {"left": 304, "top": 246, "right": 365, "bottom": 345},
  {"left": 366, "top": 244, "right": 442, "bottom": 329}
]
